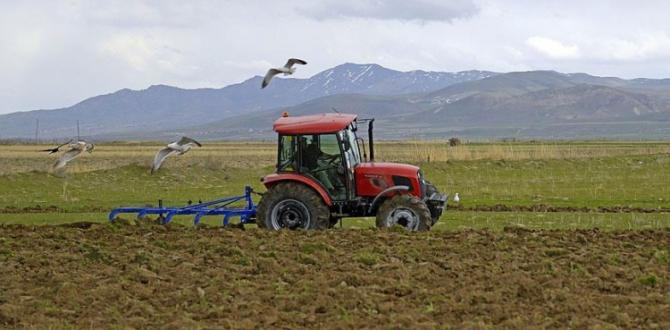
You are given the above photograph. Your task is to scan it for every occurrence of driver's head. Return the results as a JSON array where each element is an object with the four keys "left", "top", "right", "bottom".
[{"left": 306, "top": 136, "right": 318, "bottom": 148}]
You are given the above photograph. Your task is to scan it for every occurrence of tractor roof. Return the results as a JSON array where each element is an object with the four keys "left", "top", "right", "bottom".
[{"left": 273, "top": 113, "right": 357, "bottom": 135}]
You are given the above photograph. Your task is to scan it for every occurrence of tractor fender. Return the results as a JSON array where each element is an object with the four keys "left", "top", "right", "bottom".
[
  {"left": 262, "top": 173, "right": 333, "bottom": 206},
  {"left": 367, "top": 185, "right": 410, "bottom": 214}
]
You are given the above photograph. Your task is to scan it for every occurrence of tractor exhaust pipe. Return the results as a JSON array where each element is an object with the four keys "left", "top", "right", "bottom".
[{"left": 368, "top": 119, "right": 375, "bottom": 161}]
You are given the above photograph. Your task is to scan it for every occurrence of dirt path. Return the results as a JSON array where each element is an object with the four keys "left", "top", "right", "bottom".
[
  {"left": 0, "top": 224, "right": 668, "bottom": 328},
  {"left": 454, "top": 204, "right": 670, "bottom": 213},
  {"left": 4, "top": 204, "right": 670, "bottom": 214}
]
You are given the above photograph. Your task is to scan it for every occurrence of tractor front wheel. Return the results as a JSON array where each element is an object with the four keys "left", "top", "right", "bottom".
[
  {"left": 376, "top": 194, "right": 432, "bottom": 231},
  {"left": 329, "top": 216, "right": 341, "bottom": 228},
  {"left": 257, "top": 182, "right": 330, "bottom": 230}
]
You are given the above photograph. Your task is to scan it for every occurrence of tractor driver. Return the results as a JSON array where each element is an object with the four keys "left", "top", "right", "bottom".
[{"left": 302, "top": 136, "right": 341, "bottom": 193}]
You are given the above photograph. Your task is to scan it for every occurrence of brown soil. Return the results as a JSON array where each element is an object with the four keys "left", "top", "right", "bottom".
[{"left": 0, "top": 224, "right": 668, "bottom": 328}]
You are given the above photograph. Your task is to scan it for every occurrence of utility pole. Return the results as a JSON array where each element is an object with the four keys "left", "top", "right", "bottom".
[
  {"left": 35, "top": 119, "right": 39, "bottom": 143},
  {"left": 76, "top": 120, "right": 80, "bottom": 141}
]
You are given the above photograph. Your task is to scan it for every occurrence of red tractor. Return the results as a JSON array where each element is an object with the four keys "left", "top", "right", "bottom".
[{"left": 257, "top": 113, "right": 447, "bottom": 231}]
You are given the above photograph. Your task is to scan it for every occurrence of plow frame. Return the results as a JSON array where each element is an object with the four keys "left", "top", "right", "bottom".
[{"left": 108, "top": 186, "right": 256, "bottom": 226}]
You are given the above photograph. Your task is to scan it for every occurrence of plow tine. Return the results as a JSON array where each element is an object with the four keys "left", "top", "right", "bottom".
[
  {"left": 164, "top": 212, "right": 177, "bottom": 225},
  {"left": 108, "top": 210, "right": 120, "bottom": 221},
  {"left": 223, "top": 214, "right": 233, "bottom": 226},
  {"left": 194, "top": 213, "right": 206, "bottom": 226}
]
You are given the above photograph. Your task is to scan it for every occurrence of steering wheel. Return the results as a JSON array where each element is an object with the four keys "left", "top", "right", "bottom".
[
  {"left": 324, "top": 153, "right": 339, "bottom": 164},
  {"left": 311, "top": 154, "right": 340, "bottom": 173}
]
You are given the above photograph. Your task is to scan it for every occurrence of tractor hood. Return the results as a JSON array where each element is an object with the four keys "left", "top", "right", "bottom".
[
  {"left": 355, "top": 162, "right": 420, "bottom": 178},
  {"left": 354, "top": 162, "right": 422, "bottom": 198}
]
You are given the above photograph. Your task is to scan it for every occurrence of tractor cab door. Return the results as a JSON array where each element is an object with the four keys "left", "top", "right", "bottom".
[
  {"left": 277, "top": 135, "right": 298, "bottom": 172},
  {"left": 339, "top": 126, "right": 361, "bottom": 200},
  {"left": 299, "top": 134, "right": 347, "bottom": 200}
]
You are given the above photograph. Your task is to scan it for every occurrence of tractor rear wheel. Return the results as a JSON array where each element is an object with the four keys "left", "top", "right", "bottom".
[
  {"left": 376, "top": 194, "right": 432, "bottom": 231},
  {"left": 257, "top": 182, "right": 330, "bottom": 230}
]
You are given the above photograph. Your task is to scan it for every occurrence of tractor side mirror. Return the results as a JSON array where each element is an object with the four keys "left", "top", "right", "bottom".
[{"left": 338, "top": 131, "right": 351, "bottom": 151}]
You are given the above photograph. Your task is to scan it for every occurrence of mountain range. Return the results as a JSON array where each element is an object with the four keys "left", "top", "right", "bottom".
[{"left": 2, "top": 63, "right": 670, "bottom": 140}]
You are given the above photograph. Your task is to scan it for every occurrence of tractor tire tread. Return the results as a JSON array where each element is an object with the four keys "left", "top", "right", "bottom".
[
  {"left": 375, "top": 194, "right": 432, "bottom": 231},
  {"left": 257, "top": 182, "right": 330, "bottom": 230}
]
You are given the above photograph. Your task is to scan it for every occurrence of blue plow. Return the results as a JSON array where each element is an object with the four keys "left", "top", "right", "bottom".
[{"left": 108, "top": 186, "right": 256, "bottom": 226}]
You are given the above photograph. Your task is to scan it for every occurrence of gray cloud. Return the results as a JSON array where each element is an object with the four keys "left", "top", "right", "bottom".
[{"left": 298, "top": 0, "right": 479, "bottom": 22}]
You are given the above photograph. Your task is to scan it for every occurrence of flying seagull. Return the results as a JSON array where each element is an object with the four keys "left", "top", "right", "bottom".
[
  {"left": 53, "top": 141, "right": 95, "bottom": 171},
  {"left": 261, "top": 58, "right": 307, "bottom": 88},
  {"left": 151, "top": 136, "right": 202, "bottom": 174},
  {"left": 41, "top": 139, "right": 73, "bottom": 154}
]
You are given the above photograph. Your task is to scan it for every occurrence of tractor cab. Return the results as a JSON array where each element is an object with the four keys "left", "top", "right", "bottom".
[
  {"left": 258, "top": 112, "right": 447, "bottom": 231},
  {"left": 273, "top": 113, "right": 364, "bottom": 201}
]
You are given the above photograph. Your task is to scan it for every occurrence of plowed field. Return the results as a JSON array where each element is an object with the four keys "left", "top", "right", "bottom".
[{"left": 1, "top": 223, "right": 668, "bottom": 328}]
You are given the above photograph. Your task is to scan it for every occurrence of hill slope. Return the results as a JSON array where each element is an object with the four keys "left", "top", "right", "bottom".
[
  {"left": 0, "top": 63, "right": 495, "bottom": 139},
  {"left": 166, "top": 71, "right": 670, "bottom": 140}
]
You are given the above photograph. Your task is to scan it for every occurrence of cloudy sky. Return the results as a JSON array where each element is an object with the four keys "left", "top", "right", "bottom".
[{"left": 2, "top": 0, "right": 670, "bottom": 114}]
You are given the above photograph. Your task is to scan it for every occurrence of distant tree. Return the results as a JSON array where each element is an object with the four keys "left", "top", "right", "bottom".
[{"left": 448, "top": 137, "right": 461, "bottom": 147}]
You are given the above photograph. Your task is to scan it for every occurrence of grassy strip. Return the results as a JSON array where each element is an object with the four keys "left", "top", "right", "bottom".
[{"left": 2, "top": 154, "right": 670, "bottom": 212}]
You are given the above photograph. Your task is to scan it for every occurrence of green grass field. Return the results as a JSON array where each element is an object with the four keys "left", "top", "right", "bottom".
[{"left": 1, "top": 141, "right": 669, "bottom": 230}]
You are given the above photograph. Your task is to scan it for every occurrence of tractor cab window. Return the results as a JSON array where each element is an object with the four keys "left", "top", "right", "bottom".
[
  {"left": 277, "top": 135, "right": 297, "bottom": 172},
  {"left": 300, "top": 134, "right": 346, "bottom": 200}
]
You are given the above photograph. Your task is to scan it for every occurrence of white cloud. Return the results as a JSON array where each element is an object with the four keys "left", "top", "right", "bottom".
[
  {"left": 593, "top": 34, "right": 670, "bottom": 61},
  {"left": 101, "top": 34, "right": 155, "bottom": 71},
  {"left": 526, "top": 36, "right": 581, "bottom": 60},
  {"left": 503, "top": 46, "right": 524, "bottom": 60}
]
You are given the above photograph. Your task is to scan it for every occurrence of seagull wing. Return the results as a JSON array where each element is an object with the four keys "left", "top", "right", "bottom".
[
  {"left": 151, "top": 147, "right": 178, "bottom": 174},
  {"left": 284, "top": 58, "right": 307, "bottom": 68},
  {"left": 58, "top": 139, "right": 73, "bottom": 149},
  {"left": 41, "top": 139, "right": 73, "bottom": 153},
  {"left": 53, "top": 148, "right": 83, "bottom": 170},
  {"left": 177, "top": 136, "right": 202, "bottom": 147},
  {"left": 262, "top": 68, "right": 282, "bottom": 88}
]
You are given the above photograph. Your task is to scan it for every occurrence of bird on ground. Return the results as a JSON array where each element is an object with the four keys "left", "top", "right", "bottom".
[
  {"left": 453, "top": 193, "right": 460, "bottom": 203},
  {"left": 53, "top": 141, "right": 95, "bottom": 171},
  {"left": 41, "top": 139, "right": 73, "bottom": 154},
  {"left": 151, "top": 136, "right": 202, "bottom": 174},
  {"left": 261, "top": 58, "right": 307, "bottom": 88}
]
